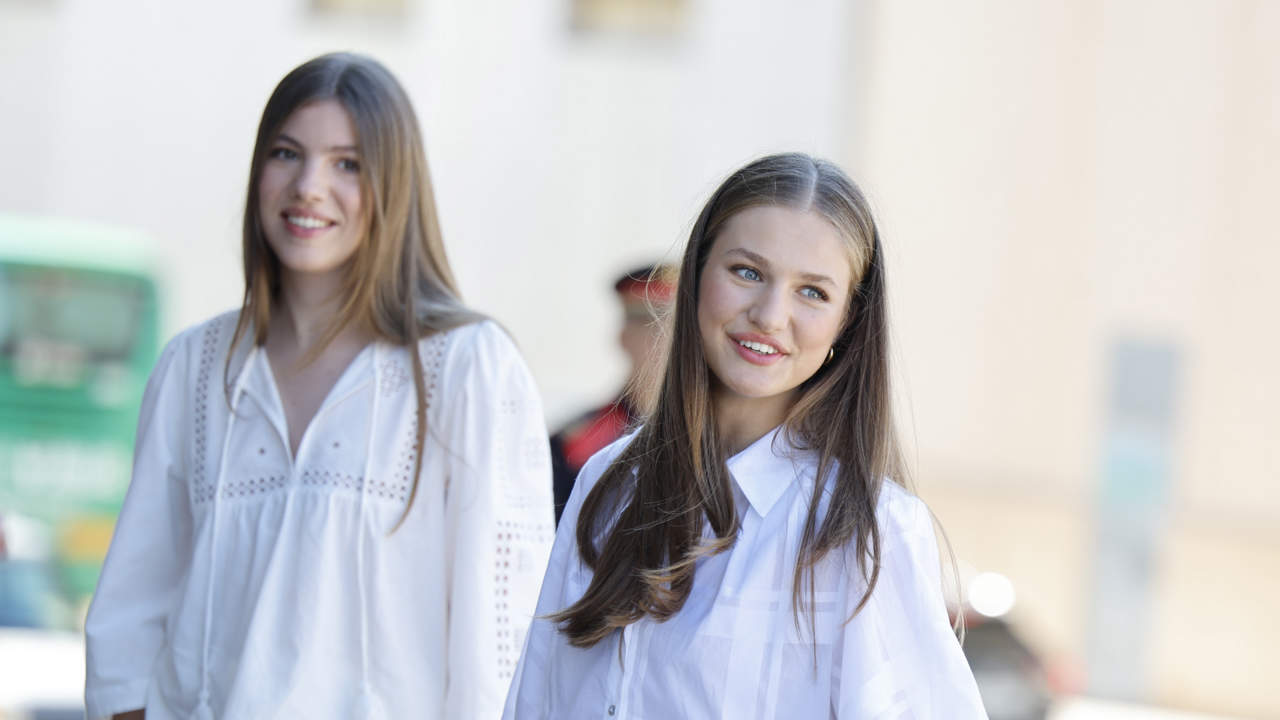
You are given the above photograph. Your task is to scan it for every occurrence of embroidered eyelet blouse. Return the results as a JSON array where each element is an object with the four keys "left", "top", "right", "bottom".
[{"left": 85, "top": 312, "right": 555, "bottom": 720}]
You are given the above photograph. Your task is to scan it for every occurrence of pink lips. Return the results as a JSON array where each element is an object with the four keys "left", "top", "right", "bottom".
[
  {"left": 281, "top": 208, "right": 336, "bottom": 239},
  {"left": 729, "top": 332, "right": 786, "bottom": 366}
]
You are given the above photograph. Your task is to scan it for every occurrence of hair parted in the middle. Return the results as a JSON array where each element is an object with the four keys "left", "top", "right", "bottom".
[
  {"left": 229, "top": 52, "right": 483, "bottom": 527},
  {"left": 553, "top": 152, "right": 905, "bottom": 648}
]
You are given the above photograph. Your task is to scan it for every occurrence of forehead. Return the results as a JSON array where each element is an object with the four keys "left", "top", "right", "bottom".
[
  {"left": 711, "top": 205, "right": 854, "bottom": 288},
  {"left": 277, "top": 98, "right": 359, "bottom": 145}
]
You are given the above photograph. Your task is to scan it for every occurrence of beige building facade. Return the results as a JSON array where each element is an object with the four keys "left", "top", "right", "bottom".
[{"left": 854, "top": 1, "right": 1278, "bottom": 716}]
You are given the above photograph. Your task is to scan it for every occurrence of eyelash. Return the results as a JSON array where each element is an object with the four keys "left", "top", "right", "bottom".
[
  {"left": 800, "top": 286, "right": 829, "bottom": 302},
  {"left": 267, "top": 148, "right": 360, "bottom": 173},
  {"left": 731, "top": 265, "right": 829, "bottom": 302}
]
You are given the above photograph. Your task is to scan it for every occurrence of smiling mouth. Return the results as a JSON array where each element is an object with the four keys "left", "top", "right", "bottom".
[
  {"left": 284, "top": 214, "right": 334, "bottom": 230},
  {"left": 737, "top": 338, "right": 781, "bottom": 355}
]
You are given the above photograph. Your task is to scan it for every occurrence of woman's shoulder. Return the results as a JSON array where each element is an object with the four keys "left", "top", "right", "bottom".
[
  {"left": 580, "top": 430, "right": 639, "bottom": 484},
  {"left": 148, "top": 308, "right": 245, "bottom": 377},
  {"left": 408, "top": 319, "right": 545, "bottom": 421},
  {"left": 874, "top": 479, "right": 933, "bottom": 541},
  {"left": 560, "top": 429, "right": 639, "bottom": 515},
  {"left": 418, "top": 318, "right": 522, "bottom": 370}
]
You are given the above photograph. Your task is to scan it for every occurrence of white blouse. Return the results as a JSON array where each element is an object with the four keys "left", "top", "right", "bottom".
[
  {"left": 503, "top": 427, "right": 987, "bottom": 719},
  {"left": 85, "top": 312, "right": 555, "bottom": 720}
]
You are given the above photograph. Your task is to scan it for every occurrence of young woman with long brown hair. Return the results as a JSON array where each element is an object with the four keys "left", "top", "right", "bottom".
[
  {"left": 503, "top": 154, "right": 985, "bottom": 718},
  {"left": 84, "top": 53, "right": 554, "bottom": 719}
]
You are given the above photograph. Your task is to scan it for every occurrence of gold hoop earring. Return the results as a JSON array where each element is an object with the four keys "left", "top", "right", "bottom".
[{"left": 825, "top": 347, "right": 835, "bottom": 364}]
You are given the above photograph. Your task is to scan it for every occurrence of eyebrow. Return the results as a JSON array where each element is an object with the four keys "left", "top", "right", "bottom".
[
  {"left": 275, "top": 133, "right": 359, "bottom": 153},
  {"left": 725, "top": 247, "right": 838, "bottom": 287}
]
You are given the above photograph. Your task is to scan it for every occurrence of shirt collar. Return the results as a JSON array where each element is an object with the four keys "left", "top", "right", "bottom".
[{"left": 725, "top": 425, "right": 810, "bottom": 518}]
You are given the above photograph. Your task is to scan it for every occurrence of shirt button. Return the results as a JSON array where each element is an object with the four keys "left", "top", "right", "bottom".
[{"left": 607, "top": 705, "right": 616, "bottom": 716}]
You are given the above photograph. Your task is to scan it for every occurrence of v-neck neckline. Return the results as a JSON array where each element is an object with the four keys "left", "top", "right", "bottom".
[{"left": 249, "top": 341, "right": 377, "bottom": 465}]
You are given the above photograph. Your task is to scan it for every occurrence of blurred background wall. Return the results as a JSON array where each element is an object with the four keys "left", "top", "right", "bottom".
[
  {"left": 856, "top": 2, "right": 1279, "bottom": 717},
  {"left": 1, "top": 0, "right": 1275, "bottom": 717},
  {"left": 0, "top": 0, "right": 858, "bottom": 424}
]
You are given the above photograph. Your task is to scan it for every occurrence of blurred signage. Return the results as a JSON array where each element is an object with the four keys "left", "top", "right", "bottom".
[
  {"left": 1087, "top": 338, "right": 1180, "bottom": 699},
  {"left": 0, "top": 440, "right": 131, "bottom": 519}
]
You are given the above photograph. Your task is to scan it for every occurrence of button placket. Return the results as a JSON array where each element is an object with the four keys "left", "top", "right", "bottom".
[{"left": 610, "top": 622, "right": 640, "bottom": 719}]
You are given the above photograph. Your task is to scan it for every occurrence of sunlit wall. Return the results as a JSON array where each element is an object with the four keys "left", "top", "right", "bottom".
[{"left": 853, "top": 1, "right": 1278, "bottom": 716}]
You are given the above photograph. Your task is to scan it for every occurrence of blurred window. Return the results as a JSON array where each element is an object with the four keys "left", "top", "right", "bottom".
[
  {"left": 311, "top": 0, "right": 406, "bottom": 16},
  {"left": 571, "top": 0, "right": 687, "bottom": 34},
  {"left": 0, "top": 264, "right": 146, "bottom": 371}
]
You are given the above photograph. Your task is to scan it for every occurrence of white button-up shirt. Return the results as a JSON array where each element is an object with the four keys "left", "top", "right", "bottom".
[
  {"left": 504, "top": 428, "right": 987, "bottom": 719},
  {"left": 85, "top": 312, "right": 554, "bottom": 719}
]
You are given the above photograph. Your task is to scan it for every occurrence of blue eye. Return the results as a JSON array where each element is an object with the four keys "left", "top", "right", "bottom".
[
  {"left": 732, "top": 266, "right": 762, "bottom": 282},
  {"left": 800, "top": 286, "right": 829, "bottom": 302},
  {"left": 268, "top": 147, "right": 298, "bottom": 160},
  {"left": 337, "top": 158, "right": 361, "bottom": 172}
]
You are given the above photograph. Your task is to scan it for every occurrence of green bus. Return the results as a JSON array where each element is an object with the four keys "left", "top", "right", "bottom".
[{"left": 0, "top": 214, "right": 161, "bottom": 630}]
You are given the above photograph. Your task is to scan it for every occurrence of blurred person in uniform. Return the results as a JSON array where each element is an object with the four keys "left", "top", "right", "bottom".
[{"left": 548, "top": 264, "right": 674, "bottom": 523}]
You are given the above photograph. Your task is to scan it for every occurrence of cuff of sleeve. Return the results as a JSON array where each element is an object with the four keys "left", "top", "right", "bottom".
[{"left": 85, "top": 677, "right": 150, "bottom": 719}]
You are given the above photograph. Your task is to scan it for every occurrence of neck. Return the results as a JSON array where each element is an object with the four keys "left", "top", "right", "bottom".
[
  {"left": 272, "top": 268, "right": 367, "bottom": 355},
  {"left": 711, "top": 385, "right": 796, "bottom": 457}
]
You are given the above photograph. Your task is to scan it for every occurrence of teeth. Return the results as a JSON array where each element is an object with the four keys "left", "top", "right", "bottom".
[
  {"left": 287, "top": 215, "right": 330, "bottom": 229},
  {"left": 738, "top": 339, "right": 778, "bottom": 355}
]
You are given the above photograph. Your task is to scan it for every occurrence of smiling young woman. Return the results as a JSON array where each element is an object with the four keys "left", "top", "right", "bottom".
[
  {"left": 83, "top": 54, "right": 554, "bottom": 720},
  {"left": 503, "top": 154, "right": 986, "bottom": 718}
]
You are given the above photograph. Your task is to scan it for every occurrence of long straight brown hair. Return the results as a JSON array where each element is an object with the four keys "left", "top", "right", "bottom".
[
  {"left": 553, "top": 153, "right": 905, "bottom": 647},
  {"left": 228, "top": 53, "right": 482, "bottom": 524}
]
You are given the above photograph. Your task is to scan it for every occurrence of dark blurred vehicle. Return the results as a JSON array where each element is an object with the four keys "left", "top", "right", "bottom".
[{"left": 963, "top": 615, "right": 1053, "bottom": 720}]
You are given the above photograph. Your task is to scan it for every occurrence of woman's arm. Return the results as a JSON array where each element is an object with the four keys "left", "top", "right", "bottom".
[
  {"left": 833, "top": 491, "right": 988, "bottom": 718},
  {"left": 84, "top": 333, "right": 193, "bottom": 719},
  {"left": 441, "top": 322, "right": 556, "bottom": 719}
]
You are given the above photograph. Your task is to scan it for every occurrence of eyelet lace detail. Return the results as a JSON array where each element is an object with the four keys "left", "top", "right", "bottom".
[
  {"left": 192, "top": 318, "right": 224, "bottom": 504},
  {"left": 419, "top": 331, "right": 447, "bottom": 408},
  {"left": 393, "top": 416, "right": 420, "bottom": 497},
  {"left": 300, "top": 469, "right": 367, "bottom": 492},
  {"left": 494, "top": 516, "right": 554, "bottom": 681},
  {"left": 378, "top": 353, "right": 409, "bottom": 397},
  {"left": 392, "top": 331, "right": 449, "bottom": 493},
  {"left": 221, "top": 474, "right": 288, "bottom": 499},
  {"left": 296, "top": 469, "right": 412, "bottom": 505}
]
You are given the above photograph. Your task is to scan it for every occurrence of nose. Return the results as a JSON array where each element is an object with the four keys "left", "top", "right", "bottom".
[
  {"left": 747, "top": 284, "right": 788, "bottom": 333},
  {"left": 291, "top": 158, "right": 326, "bottom": 202}
]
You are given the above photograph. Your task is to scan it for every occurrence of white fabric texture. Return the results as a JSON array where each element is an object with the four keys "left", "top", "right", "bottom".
[
  {"left": 503, "top": 427, "right": 988, "bottom": 720},
  {"left": 84, "top": 312, "right": 555, "bottom": 719}
]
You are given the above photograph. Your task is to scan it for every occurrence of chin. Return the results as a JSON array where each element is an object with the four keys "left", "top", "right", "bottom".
[
  {"left": 271, "top": 248, "right": 343, "bottom": 275},
  {"left": 722, "top": 378, "right": 790, "bottom": 401}
]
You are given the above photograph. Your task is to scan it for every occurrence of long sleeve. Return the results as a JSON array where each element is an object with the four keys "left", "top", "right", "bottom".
[
  {"left": 84, "top": 332, "right": 193, "bottom": 719},
  {"left": 442, "top": 322, "right": 555, "bottom": 719},
  {"left": 502, "top": 430, "right": 633, "bottom": 719},
  {"left": 833, "top": 492, "right": 988, "bottom": 719}
]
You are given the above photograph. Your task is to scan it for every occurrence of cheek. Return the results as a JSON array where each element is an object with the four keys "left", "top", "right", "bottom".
[
  {"left": 696, "top": 276, "right": 734, "bottom": 331},
  {"left": 256, "top": 168, "right": 285, "bottom": 207},
  {"left": 799, "top": 309, "right": 845, "bottom": 351},
  {"left": 256, "top": 168, "right": 295, "bottom": 229},
  {"left": 339, "top": 178, "right": 365, "bottom": 219},
  {"left": 695, "top": 296, "right": 721, "bottom": 355}
]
